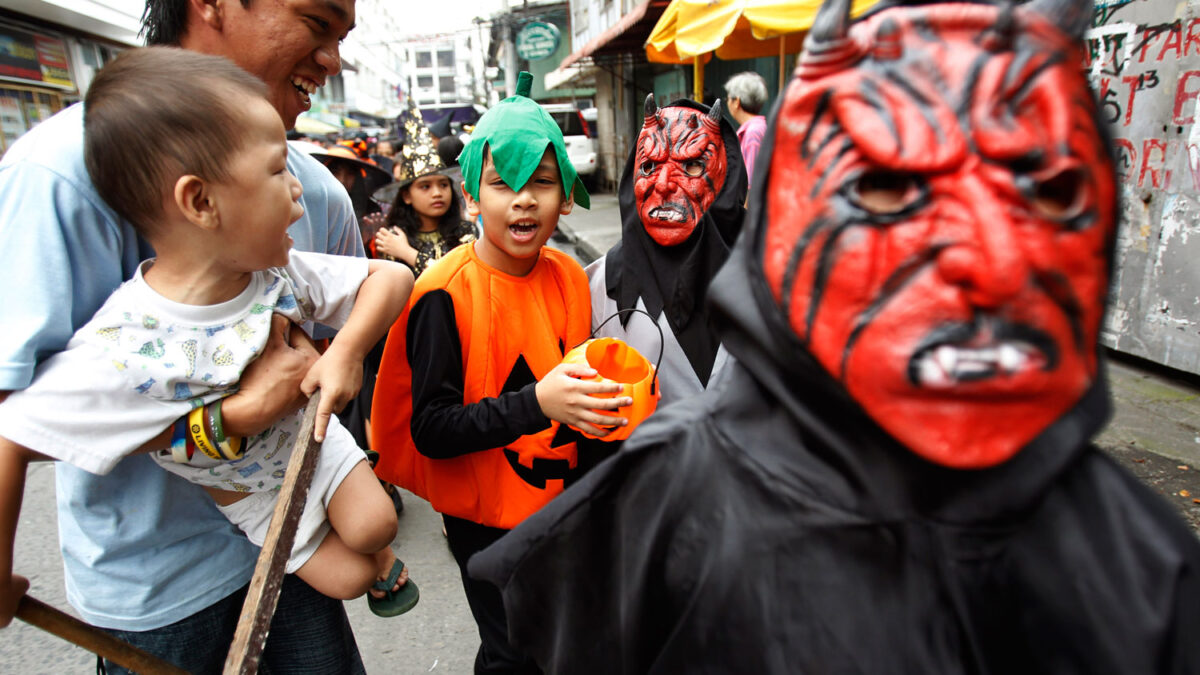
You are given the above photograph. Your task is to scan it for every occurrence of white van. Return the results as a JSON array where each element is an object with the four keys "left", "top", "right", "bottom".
[{"left": 540, "top": 103, "right": 597, "bottom": 184}]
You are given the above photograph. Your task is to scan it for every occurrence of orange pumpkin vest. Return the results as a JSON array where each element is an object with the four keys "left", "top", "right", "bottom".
[{"left": 371, "top": 244, "right": 592, "bottom": 529}]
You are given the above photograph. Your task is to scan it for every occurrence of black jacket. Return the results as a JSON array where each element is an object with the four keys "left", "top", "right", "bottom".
[{"left": 469, "top": 77, "right": 1200, "bottom": 675}]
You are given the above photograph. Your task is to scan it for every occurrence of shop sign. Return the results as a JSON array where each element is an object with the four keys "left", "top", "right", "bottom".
[
  {"left": 0, "top": 27, "right": 73, "bottom": 90},
  {"left": 516, "top": 22, "right": 560, "bottom": 61}
]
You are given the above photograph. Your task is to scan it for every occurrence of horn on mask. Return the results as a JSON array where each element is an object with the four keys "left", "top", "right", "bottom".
[
  {"left": 1025, "top": 0, "right": 1093, "bottom": 40},
  {"left": 799, "top": 0, "right": 862, "bottom": 79}
]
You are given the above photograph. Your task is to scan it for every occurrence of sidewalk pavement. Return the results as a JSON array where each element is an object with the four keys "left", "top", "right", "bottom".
[
  {"left": 558, "top": 191, "right": 622, "bottom": 265},
  {"left": 556, "top": 188, "right": 1200, "bottom": 471}
]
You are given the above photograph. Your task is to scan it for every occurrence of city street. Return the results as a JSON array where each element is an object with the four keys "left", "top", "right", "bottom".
[{"left": 4, "top": 191, "right": 1200, "bottom": 672}]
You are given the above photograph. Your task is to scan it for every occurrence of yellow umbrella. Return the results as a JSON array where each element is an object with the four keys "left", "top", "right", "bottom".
[
  {"left": 645, "top": 0, "right": 879, "bottom": 99},
  {"left": 294, "top": 114, "right": 342, "bottom": 135}
]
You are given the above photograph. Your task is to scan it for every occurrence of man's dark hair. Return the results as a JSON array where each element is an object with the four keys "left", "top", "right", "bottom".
[
  {"left": 84, "top": 47, "right": 268, "bottom": 233},
  {"left": 140, "top": 0, "right": 250, "bottom": 45}
]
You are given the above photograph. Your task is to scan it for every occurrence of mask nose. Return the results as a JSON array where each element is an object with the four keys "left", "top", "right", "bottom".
[
  {"left": 654, "top": 163, "right": 678, "bottom": 194},
  {"left": 935, "top": 174, "right": 1029, "bottom": 309}
]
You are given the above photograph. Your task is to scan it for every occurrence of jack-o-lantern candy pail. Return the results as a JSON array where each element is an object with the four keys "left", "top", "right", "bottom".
[{"left": 561, "top": 337, "right": 660, "bottom": 441}]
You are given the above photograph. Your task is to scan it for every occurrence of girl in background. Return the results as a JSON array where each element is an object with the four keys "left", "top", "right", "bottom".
[{"left": 372, "top": 168, "right": 474, "bottom": 276}]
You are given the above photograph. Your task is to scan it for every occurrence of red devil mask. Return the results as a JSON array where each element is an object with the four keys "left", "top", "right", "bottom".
[
  {"left": 635, "top": 97, "right": 729, "bottom": 246},
  {"left": 762, "top": 0, "right": 1116, "bottom": 468}
]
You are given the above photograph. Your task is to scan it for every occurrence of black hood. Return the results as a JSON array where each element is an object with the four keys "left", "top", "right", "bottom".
[
  {"left": 706, "top": 94, "right": 1115, "bottom": 525},
  {"left": 606, "top": 98, "right": 748, "bottom": 385}
]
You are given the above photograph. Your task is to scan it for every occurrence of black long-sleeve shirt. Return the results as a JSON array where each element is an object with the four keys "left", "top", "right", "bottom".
[{"left": 407, "top": 288, "right": 615, "bottom": 473}]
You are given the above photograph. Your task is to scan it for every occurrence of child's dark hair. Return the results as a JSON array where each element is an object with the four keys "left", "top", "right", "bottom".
[
  {"left": 384, "top": 172, "right": 469, "bottom": 242},
  {"left": 83, "top": 47, "right": 267, "bottom": 233}
]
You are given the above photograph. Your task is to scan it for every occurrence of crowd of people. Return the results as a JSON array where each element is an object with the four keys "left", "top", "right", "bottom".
[{"left": 1, "top": 0, "right": 1199, "bottom": 673}]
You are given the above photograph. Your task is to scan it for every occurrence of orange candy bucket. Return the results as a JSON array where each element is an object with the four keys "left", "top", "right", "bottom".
[{"left": 561, "top": 336, "right": 660, "bottom": 441}]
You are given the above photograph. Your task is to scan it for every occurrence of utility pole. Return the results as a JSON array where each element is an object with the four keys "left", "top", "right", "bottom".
[{"left": 501, "top": 0, "right": 517, "bottom": 98}]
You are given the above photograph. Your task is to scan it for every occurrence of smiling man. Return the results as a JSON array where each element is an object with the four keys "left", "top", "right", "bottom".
[
  {"left": 587, "top": 96, "right": 747, "bottom": 407},
  {"left": 470, "top": 0, "right": 1200, "bottom": 671},
  {"left": 0, "top": 0, "right": 366, "bottom": 672}
]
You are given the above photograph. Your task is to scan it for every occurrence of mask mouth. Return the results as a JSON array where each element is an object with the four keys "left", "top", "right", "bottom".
[
  {"left": 906, "top": 318, "right": 1059, "bottom": 389},
  {"left": 646, "top": 203, "right": 692, "bottom": 224}
]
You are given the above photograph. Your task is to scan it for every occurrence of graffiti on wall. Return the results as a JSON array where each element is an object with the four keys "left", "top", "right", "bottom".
[{"left": 1085, "top": 0, "right": 1200, "bottom": 375}]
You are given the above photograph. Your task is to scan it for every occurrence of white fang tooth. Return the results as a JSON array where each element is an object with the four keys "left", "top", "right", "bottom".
[
  {"left": 935, "top": 345, "right": 957, "bottom": 375},
  {"left": 999, "top": 344, "right": 1023, "bottom": 373},
  {"left": 920, "top": 356, "right": 946, "bottom": 386}
]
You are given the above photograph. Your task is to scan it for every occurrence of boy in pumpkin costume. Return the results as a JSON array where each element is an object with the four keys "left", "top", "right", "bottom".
[{"left": 371, "top": 71, "right": 629, "bottom": 674}]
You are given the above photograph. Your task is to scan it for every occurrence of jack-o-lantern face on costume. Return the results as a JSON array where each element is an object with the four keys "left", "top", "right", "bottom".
[
  {"left": 635, "top": 98, "right": 729, "bottom": 246},
  {"left": 763, "top": 0, "right": 1116, "bottom": 468}
]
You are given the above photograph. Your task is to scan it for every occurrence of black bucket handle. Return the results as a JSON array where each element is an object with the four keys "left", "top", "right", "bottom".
[{"left": 581, "top": 308, "right": 665, "bottom": 397}]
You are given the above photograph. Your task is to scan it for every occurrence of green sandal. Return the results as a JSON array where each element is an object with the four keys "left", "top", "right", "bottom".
[{"left": 368, "top": 558, "right": 419, "bottom": 617}]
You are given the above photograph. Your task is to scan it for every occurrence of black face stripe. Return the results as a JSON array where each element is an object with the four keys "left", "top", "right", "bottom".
[
  {"left": 882, "top": 68, "right": 946, "bottom": 146},
  {"left": 804, "top": 220, "right": 865, "bottom": 339},
  {"left": 840, "top": 246, "right": 946, "bottom": 376},
  {"left": 1008, "top": 52, "right": 1065, "bottom": 111},
  {"left": 780, "top": 216, "right": 835, "bottom": 332},
  {"left": 858, "top": 78, "right": 902, "bottom": 153},
  {"left": 810, "top": 138, "right": 856, "bottom": 199},
  {"left": 800, "top": 89, "right": 834, "bottom": 161},
  {"left": 1032, "top": 270, "right": 1087, "bottom": 351}
]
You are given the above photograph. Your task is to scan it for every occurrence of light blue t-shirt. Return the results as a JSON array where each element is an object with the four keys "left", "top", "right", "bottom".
[{"left": 0, "top": 103, "right": 364, "bottom": 630}]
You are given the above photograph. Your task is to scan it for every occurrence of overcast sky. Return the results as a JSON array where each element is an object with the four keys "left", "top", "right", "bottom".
[{"left": 403, "top": 0, "right": 506, "bottom": 36}]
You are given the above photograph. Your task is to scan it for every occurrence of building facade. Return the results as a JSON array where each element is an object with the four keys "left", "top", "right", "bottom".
[{"left": 0, "top": 1, "right": 139, "bottom": 154}]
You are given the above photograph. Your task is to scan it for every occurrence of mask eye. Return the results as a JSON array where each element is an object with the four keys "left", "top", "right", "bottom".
[
  {"left": 682, "top": 160, "right": 705, "bottom": 177},
  {"left": 1031, "top": 166, "right": 1087, "bottom": 222},
  {"left": 640, "top": 161, "right": 656, "bottom": 176},
  {"left": 846, "top": 171, "right": 923, "bottom": 216}
]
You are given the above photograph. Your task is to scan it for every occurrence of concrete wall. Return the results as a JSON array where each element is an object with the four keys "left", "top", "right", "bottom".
[{"left": 1088, "top": 0, "right": 1200, "bottom": 375}]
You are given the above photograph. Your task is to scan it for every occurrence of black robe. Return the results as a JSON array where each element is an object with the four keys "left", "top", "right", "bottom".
[{"left": 468, "top": 102, "right": 1200, "bottom": 675}]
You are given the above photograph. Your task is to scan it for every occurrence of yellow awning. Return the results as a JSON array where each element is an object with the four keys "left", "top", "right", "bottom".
[
  {"left": 294, "top": 115, "right": 342, "bottom": 135},
  {"left": 646, "top": 0, "right": 879, "bottom": 63}
]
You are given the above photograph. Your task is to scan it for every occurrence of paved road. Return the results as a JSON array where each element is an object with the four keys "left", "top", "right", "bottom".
[{"left": 3, "top": 460, "right": 480, "bottom": 674}]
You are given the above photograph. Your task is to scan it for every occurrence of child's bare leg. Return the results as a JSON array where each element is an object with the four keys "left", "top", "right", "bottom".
[
  {"left": 295, "top": 529, "right": 380, "bottom": 600},
  {"left": 327, "top": 460, "right": 397, "bottom": 554}
]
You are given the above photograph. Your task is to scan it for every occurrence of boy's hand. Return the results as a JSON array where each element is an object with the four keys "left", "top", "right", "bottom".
[
  {"left": 300, "top": 344, "right": 363, "bottom": 442},
  {"left": 0, "top": 573, "right": 28, "bottom": 628},
  {"left": 535, "top": 363, "right": 633, "bottom": 438},
  {"left": 222, "top": 315, "right": 319, "bottom": 437}
]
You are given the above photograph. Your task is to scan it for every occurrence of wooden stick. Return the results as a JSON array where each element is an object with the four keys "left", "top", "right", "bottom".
[
  {"left": 223, "top": 391, "right": 324, "bottom": 675},
  {"left": 16, "top": 594, "right": 188, "bottom": 675}
]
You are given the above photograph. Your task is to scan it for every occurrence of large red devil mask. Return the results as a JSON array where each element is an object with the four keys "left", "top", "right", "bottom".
[
  {"left": 635, "top": 97, "right": 729, "bottom": 246},
  {"left": 762, "top": 0, "right": 1116, "bottom": 468}
]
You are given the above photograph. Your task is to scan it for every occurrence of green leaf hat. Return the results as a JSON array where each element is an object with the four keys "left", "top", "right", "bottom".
[{"left": 459, "top": 71, "right": 590, "bottom": 209}]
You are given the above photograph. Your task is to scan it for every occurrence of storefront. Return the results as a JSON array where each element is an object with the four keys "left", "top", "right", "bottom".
[{"left": 0, "top": 22, "right": 77, "bottom": 152}]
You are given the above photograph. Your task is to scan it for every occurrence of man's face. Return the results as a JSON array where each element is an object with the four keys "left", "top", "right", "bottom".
[
  {"left": 634, "top": 106, "right": 727, "bottom": 247},
  {"left": 762, "top": 6, "right": 1116, "bottom": 468},
  {"left": 196, "top": 0, "right": 355, "bottom": 129}
]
